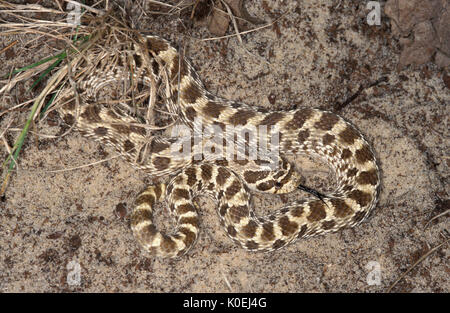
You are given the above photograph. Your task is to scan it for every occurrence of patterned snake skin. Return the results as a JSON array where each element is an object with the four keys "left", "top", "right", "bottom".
[{"left": 54, "top": 33, "right": 380, "bottom": 258}]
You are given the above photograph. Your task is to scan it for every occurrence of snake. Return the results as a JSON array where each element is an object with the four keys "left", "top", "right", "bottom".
[{"left": 53, "top": 31, "right": 380, "bottom": 258}]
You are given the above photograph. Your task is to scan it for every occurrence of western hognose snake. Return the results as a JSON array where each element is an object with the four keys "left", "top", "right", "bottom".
[{"left": 54, "top": 31, "right": 380, "bottom": 258}]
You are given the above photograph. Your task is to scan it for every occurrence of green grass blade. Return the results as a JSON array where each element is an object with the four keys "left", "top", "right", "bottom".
[
  {"left": 5, "top": 53, "right": 65, "bottom": 78},
  {"left": 3, "top": 96, "right": 41, "bottom": 172},
  {"left": 28, "top": 53, "right": 66, "bottom": 91}
]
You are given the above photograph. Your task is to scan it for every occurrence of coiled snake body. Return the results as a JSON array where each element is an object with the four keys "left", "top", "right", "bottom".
[{"left": 55, "top": 34, "right": 380, "bottom": 258}]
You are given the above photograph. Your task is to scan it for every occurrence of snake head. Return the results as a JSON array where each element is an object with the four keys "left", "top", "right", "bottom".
[{"left": 273, "top": 168, "right": 302, "bottom": 194}]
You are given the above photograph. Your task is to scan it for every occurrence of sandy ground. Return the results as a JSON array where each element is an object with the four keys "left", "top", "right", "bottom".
[{"left": 0, "top": 0, "right": 448, "bottom": 292}]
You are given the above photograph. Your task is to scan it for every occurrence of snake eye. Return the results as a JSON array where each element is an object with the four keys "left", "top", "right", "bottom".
[{"left": 275, "top": 182, "right": 282, "bottom": 188}]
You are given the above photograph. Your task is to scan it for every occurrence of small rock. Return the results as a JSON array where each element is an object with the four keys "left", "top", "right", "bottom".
[{"left": 114, "top": 202, "right": 128, "bottom": 219}]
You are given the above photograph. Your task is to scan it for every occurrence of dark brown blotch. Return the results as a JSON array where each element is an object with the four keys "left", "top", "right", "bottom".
[
  {"left": 153, "top": 156, "right": 170, "bottom": 171},
  {"left": 246, "top": 240, "right": 259, "bottom": 250},
  {"left": 179, "top": 227, "right": 196, "bottom": 246},
  {"left": 80, "top": 105, "right": 101, "bottom": 123},
  {"left": 314, "top": 112, "right": 340, "bottom": 131},
  {"left": 260, "top": 112, "right": 285, "bottom": 126},
  {"left": 307, "top": 200, "right": 327, "bottom": 222},
  {"left": 243, "top": 170, "right": 270, "bottom": 184},
  {"left": 216, "top": 167, "right": 231, "bottom": 186},
  {"left": 182, "top": 81, "right": 202, "bottom": 104},
  {"left": 176, "top": 203, "right": 196, "bottom": 215},
  {"left": 348, "top": 190, "right": 372, "bottom": 207},
  {"left": 219, "top": 204, "right": 229, "bottom": 217},
  {"left": 256, "top": 180, "right": 275, "bottom": 191},
  {"left": 203, "top": 100, "right": 227, "bottom": 118},
  {"left": 142, "top": 224, "right": 157, "bottom": 237},
  {"left": 123, "top": 139, "right": 135, "bottom": 152},
  {"left": 229, "top": 110, "right": 256, "bottom": 126},
  {"left": 225, "top": 179, "right": 242, "bottom": 199},
  {"left": 111, "top": 123, "right": 130, "bottom": 135},
  {"left": 161, "top": 235, "right": 177, "bottom": 253},
  {"left": 170, "top": 55, "right": 188, "bottom": 80},
  {"left": 184, "top": 167, "right": 197, "bottom": 186},
  {"left": 321, "top": 220, "right": 336, "bottom": 230},
  {"left": 215, "top": 159, "right": 229, "bottom": 167},
  {"left": 297, "top": 224, "right": 308, "bottom": 239},
  {"left": 130, "top": 125, "right": 146, "bottom": 137},
  {"left": 242, "top": 220, "right": 258, "bottom": 238},
  {"left": 356, "top": 169, "right": 378, "bottom": 186},
  {"left": 272, "top": 239, "right": 286, "bottom": 250},
  {"left": 63, "top": 113, "right": 75, "bottom": 125},
  {"left": 227, "top": 225, "right": 237, "bottom": 237},
  {"left": 261, "top": 222, "right": 275, "bottom": 241},
  {"left": 278, "top": 216, "right": 298, "bottom": 236},
  {"left": 355, "top": 144, "right": 374, "bottom": 164},
  {"left": 234, "top": 159, "right": 249, "bottom": 166},
  {"left": 133, "top": 53, "right": 143, "bottom": 67},
  {"left": 297, "top": 129, "right": 310, "bottom": 143},
  {"left": 153, "top": 184, "right": 163, "bottom": 200},
  {"left": 322, "top": 133, "right": 335, "bottom": 145},
  {"left": 339, "top": 126, "right": 360, "bottom": 145},
  {"left": 200, "top": 164, "right": 213, "bottom": 181},
  {"left": 341, "top": 148, "right": 352, "bottom": 159},
  {"left": 330, "top": 198, "right": 353, "bottom": 218},
  {"left": 147, "top": 37, "right": 168, "bottom": 53},
  {"left": 151, "top": 60, "right": 159, "bottom": 76},
  {"left": 229, "top": 205, "right": 249, "bottom": 223},
  {"left": 291, "top": 206, "right": 305, "bottom": 217},
  {"left": 179, "top": 216, "right": 199, "bottom": 228},
  {"left": 184, "top": 106, "right": 197, "bottom": 122},
  {"left": 286, "top": 108, "right": 314, "bottom": 130},
  {"left": 347, "top": 168, "right": 358, "bottom": 177},
  {"left": 173, "top": 188, "right": 190, "bottom": 201},
  {"left": 131, "top": 207, "right": 153, "bottom": 223},
  {"left": 150, "top": 140, "right": 170, "bottom": 153}
]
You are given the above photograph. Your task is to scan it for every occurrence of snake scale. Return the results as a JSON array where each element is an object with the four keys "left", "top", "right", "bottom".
[{"left": 54, "top": 32, "right": 380, "bottom": 258}]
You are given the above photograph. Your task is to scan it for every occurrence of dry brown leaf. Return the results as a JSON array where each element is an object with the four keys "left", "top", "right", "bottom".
[
  {"left": 224, "top": 0, "right": 264, "bottom": 25},
  {"left": 208, "top": 1, "right": 230, "bottom": 36},
  {"left": 398, "top": 21, "right": 438, "bottom": 69},
  {"left": 385, "top": 0, "right": 450, "bottom": 69},
  {"left": 207, "top": 0, "right": 264, "bottom": 37},
  {"left": 435, "top": 8, "right": 450, "bottom": 67}
]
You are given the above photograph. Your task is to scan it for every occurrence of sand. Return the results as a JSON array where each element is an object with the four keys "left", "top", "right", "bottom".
[{"left": 0, "top": 0, "right": 448, "bottom": 292}]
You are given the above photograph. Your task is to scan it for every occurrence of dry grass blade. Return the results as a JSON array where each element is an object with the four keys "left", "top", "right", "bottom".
[
  {"left": 147, "top": 0, "right": 177, "bottom": 9},
  {"left": 0, "top": 3, "right": 180, "bottom": 195},
  {"left": 0, "top": 2, "right": 61, "bottom": 13},
  {"left": 221, "top": 270, "right": 233, "bottom": 292},
  {"left": 220, "top": 0, "right": 242, "bottom": 44},
  {"left": 62, "top": 0, "right": 105, "bottom": 15},
  {"left": 46, "top": 153, "right": 125, "bottom": 173},
  {"left": 0, "top": 11, "right": 106, "bottom": 188},
  {"left": 0, "top": 39, "right": 17, "bottom": 54},
  {"left": 425, "top": 209, "right": 450, "bottom": 229},
  {"left": 199, "top": 11, "right": 289, "bottom": 41}
]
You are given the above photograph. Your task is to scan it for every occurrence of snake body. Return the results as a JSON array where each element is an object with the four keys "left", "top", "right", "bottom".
[{"left": 55, "top": 33, "right": 380, "bottom": 258}]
